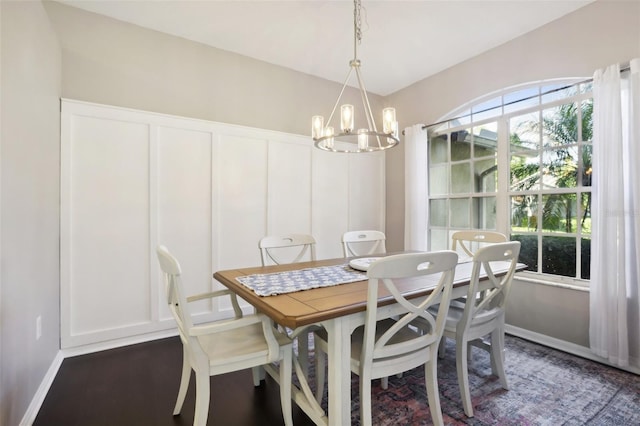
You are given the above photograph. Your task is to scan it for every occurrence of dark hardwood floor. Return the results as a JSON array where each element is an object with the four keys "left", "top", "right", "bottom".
[{"left": 34, "top": 337, "right": 315, "bottom": 426}]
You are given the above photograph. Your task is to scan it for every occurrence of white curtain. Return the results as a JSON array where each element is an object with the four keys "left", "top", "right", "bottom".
[
  {"left": 404, "top": 124, "right": 428, "bottom": 251},
  {"left": 590, "top": 58, "right": 640, "bottom": 368}
]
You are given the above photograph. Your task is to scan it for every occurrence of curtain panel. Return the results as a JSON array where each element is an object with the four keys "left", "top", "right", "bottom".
[
  {"left": 590, "top": 58, "right": 640, "bottom": 368},
  {"left": 404, "top": 124, "right": 428, "bottom": 251}
]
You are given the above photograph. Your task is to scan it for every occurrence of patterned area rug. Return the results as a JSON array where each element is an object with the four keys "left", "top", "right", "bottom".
[{"left": 308, "top": 336, "right": 640, "bottom": 425}]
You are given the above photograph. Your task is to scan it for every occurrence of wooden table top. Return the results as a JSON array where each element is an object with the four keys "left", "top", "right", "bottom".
[{"left": 214, "top": 255, "right": 488, "bottom": 329}]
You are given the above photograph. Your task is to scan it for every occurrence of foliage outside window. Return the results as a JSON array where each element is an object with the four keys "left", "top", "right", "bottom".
[{"left": 427, "top": 81, "right": 593, "bottom": 283}]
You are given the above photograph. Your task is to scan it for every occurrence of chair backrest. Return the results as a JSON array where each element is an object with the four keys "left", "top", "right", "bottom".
[
  {"left": 459, "top": 241, "right": 521, "bottom": 332},
  {"left": 341, "top": 230, "right": 386, "bottom": 258},
  {"left": 156, "top": 246, "right": 194, "bottom": 339},
  {"left": 259, "top": 234, "right": 317, "bottom": 266},
  {"left": 451, "top": 230, "right": 507, "bottom": 259},
  {"left": 363, "top": 251, "right": 458, "bottom": 364}
]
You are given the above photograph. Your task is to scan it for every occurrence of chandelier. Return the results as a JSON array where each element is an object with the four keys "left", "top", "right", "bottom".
[{"left": 311, "top": 0, "right": 399, "bottom": 153}]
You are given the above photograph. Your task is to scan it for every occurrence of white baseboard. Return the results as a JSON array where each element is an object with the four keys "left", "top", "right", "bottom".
[
  {"left": 19, "top": 350, "right": 65, "bottom": 426},
  {"left": 505, "top": 324, "right": 640, "bottom": 375},
  {"left": 61, "top": 328, "right": 179, "bottom": 358}
]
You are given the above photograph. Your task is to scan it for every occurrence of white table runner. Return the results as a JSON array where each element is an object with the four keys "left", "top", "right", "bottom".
[{"left": 236, "top": 264, "right": 367, "bottom": 296}]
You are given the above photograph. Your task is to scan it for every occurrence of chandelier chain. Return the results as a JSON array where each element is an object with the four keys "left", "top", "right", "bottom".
[{"left": 355, "top": 0, "right": 362, "bottom": 46}]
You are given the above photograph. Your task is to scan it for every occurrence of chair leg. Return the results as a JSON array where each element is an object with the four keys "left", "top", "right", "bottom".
[
  {"left": 193, "top": 372, "right": 210, "bottom": 426},
  {"left": 381, "top": 376, "right": 389, "bottom": 389},
  {"left": 491, "top": 328, "right": 509, "bottom": 390},
  {"left": 173, "top": 346, "right": 191, "bottom": 415},
  {"left": 425, "top": 352, "right": 444, "bottom": 426},
  {"left": 359, "top": 372, "right": 373, "bottom": 426},
  {"left": 314, "top": 338, "right": 326, "bottom": 404},
  {"left": 438, "top": 336, "right": 446, "bottom": 358},
  {"left": 251, "top": 366, "right": 265, "bottom": 386},
  {"left": 456, "top": 337, "right": 474, "bottom": 417},
  {"left": 279, "top": 351, "right": 294, "bottom": 426},
  {"left": 298, "top": 333, "right": 310, "bottom": 378}
]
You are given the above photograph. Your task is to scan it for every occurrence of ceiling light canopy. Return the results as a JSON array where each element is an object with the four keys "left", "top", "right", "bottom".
[{"left": 311, "top": 0, "right": 399, "bottom": 153}]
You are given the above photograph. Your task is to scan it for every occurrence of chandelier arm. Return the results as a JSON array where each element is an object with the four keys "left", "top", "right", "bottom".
[
  {"left": 354, "top": 66, "right": 383, "bottom": 148},
  {"left": 326, "top": 66, "right": 356, "bottom": 128}
]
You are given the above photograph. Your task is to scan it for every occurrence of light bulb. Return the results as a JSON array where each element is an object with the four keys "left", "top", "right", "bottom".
[{"left": 341, "top": 105, "right": 354, "bottom": 133}]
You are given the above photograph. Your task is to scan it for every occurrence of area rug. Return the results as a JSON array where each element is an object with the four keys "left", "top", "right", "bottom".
[{"left": 309, "top": 336, "right": 640, "bottom": 425}]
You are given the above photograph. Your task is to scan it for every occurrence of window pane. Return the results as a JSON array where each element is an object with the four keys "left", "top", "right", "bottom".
[
  {"left": 475, "top": 158, "right": 497, "bottom": 193},
  {"left": 541, "top": 83, "right": 578, "bottom": 104},
  {"left": 542, "top": 236, "right": 576, "bottom": 277},
  {"left": 449, "top": 110, "right": 471, "bottom": 127},
  {"left": 511, "top": 234, "right": 538, "bottom": 272},
  {"left": 543, "top": 103, "right": 578, "bottom": 147},
  {"left": 428, "top": 122, "right": 448, "bottom": 134},
  {"left": 581, "top": 237, "right": 591, "bottom": 279},
  {"left": 511, "top": 153, "right": 540, "bottom": 191},
  {"left": 429, "top": 164, "right": 449, "bottom": 195},
  {"left": 451, "top": 163, "right": 471, "bottom": 193},
  {"left": 581, "top": 144, "right": 593, "bottom": 187},
  {"left": 473, "top": 196, "right": 497, "bottom": 229},
  {"left": 473, "top": 122, "right": 498, "bottom": 157},
  {"left": 511, "top": 195, "right": 538, "bottom": 231},
  {"left": 580, "top": 82, "right": 593, "bottom": 95},
  {"left": 542, "top": 146, "right": 579, "bottom": 189},
  {"left": 581, "top": 99, "right": 593, "bottom": 142},
  {"left": 504, "top": 87, "right": 540, "bottom": 114},
  {"left": 430, "top": 229, "right": 448, "bottom": 251},
  {"left": 451, "top": 129, "right": 471, "bottom": 161},
  {"left": 429, "top": 199, "right": 447, "bottom": 227},
  {"left": 580, "top": 193, "right": 591, "bottom": 235},
  {"left": 510, "top": 112, "right": 540, "bottom": 153},
  {"left": 450, "top": 198, "right": 470, "bottom": 228},
  {"left": 541, "top": 193, "right": 577, "bottom": 233},
  {"left": 472, "top": 97, "right": 501, "bottom": 121},
  {"left": 430, "top": 134, "right": 448, "bottom": 164}
]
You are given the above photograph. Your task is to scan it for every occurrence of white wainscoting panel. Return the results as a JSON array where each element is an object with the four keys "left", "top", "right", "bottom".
[
  {"left": 156, "top": 126, "right": 214, "bottom": 320},
  {"left": 266, "top": 139, "right": 313, "bottom": 236},
  {"left": 60, "top": 99, "right": 385, "bottom": 349}
]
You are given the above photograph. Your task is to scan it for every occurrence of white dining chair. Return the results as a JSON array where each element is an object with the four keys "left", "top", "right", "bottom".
[
  {"left": 258, "top": 233, "right": 318, "bottom": 377},
  {"left": 156, "top": 246, "right": 293, "bottom": 426},
  {"left": 451, "top": 230, "right": 507, "bottom": 261},
  {"left": 342, "top": 229, "right": 397, "bottom": 389},
  {"left": 259, "top": 234, "right": 316, "bottom": 266},
  {"left": 432, "top": 241, "right": 520, "bottom": 418},
  {"left": 314, "top": 251, "right": 459, "bottom": 426},
  {"left": 341, "top": 230, "right": 386, "bottom": 258}
]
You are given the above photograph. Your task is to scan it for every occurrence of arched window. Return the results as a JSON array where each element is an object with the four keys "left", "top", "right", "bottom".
[{"left": 427, "top": 78, "right": 593, "bottom": 285}]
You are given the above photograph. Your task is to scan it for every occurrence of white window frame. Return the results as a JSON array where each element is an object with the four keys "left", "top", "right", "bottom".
[{"left": 427, "top": 79, "right": 593, "bottom": 289}]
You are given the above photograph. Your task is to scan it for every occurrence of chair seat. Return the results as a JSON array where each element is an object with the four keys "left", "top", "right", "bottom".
[
  {"left": 199, "top": 321, "right": 291, "bottom": 368},
  {"left": 316, "top": 319, "right": 430, "bottom": 368}
]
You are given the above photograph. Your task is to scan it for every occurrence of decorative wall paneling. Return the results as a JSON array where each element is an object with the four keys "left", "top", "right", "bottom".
[{"left": 60, "top": 99, "right": 385, "bottom": 349}]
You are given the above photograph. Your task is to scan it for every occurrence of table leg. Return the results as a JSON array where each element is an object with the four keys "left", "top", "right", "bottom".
[{"left": 325, "top": 317, "right": 352, "bottom": 425}]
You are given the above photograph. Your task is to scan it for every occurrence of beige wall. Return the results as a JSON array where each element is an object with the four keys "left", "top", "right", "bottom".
[
  {"left": 387, "top": 0, "right": 640, "bottom": 348},
  {"left": 0, "top": 2, "right": 62, "bottom": 425},
  {"left": 43, "top": 1, "right": 386, "bottom": 142}
]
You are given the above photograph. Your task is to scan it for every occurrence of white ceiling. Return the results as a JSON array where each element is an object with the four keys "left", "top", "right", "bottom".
[{"left": 56, "top": 0, "right": 595, "bottom": 96}]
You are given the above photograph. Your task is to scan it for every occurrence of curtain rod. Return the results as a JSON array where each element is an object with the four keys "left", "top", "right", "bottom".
[{"left": 404, "top": 65, "right": 632, "bottom": 134}]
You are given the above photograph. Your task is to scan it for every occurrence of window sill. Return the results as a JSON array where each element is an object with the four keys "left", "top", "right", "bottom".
[{"left": 515, "top": 271, "right": 590, "bottom": 292}]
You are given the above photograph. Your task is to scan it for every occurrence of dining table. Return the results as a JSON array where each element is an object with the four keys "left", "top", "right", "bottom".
[{"left": 213, "top": 253, "right": 524, "bottom": 425}]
